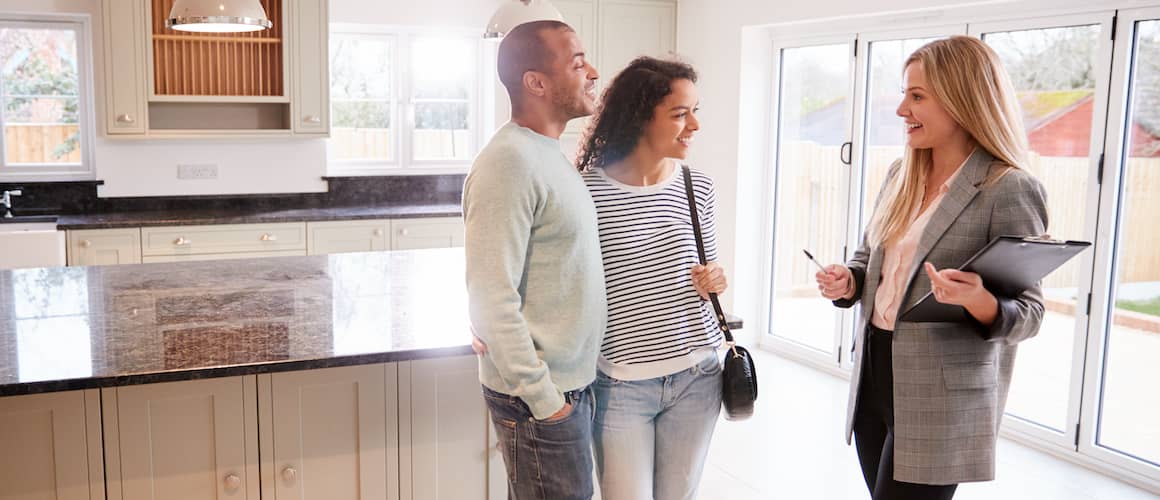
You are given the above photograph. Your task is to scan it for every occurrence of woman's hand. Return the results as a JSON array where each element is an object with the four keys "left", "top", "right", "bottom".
[
  {"left": 924, "top": 262, "right": 999, "bottom": 326},
  {"left": 816, "top": 264, "right": 855, "bottom": 300},
  {"left": 692, "top": 262, "right": 728, "bottom": 300}
]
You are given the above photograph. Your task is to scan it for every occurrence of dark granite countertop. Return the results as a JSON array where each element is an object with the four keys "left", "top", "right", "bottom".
[
  {"left": 0, "top": 248, "right": 474, "bottom": 396},
  {"left": 54, "top": 204, "right": 463, "bottom": 230},
  {"left": 0, "top": 247, "right": 745, "bottom": 397}
]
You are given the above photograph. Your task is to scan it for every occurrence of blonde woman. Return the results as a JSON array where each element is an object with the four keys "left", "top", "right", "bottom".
[{"left": 815, "top": 36, "right": 1047, "bottom": 500}]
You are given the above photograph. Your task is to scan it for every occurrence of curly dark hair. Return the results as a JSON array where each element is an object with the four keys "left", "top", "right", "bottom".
[{"left": 575, "top": 56, "right": 698, "bottom": 172}]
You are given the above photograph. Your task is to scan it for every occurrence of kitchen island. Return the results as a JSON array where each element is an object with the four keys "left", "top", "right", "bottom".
[
  {"left": 0, "top": 248, "right": 742, "bottom": 500},
  {"left": 0, "top": 248, "right": 492, "bottom": 500}
]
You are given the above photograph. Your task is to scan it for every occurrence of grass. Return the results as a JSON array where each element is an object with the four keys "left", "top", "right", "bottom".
[{"left": 1116, "top": 297, "right": 1160, "bottom": 317}]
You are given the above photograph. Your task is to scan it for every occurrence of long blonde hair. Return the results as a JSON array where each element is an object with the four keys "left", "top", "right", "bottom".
[{"left": 868, "top": 35, "right": 1029, "bottom": 247}]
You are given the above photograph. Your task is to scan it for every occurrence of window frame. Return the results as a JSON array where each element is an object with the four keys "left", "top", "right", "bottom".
[
  {"left": 0, "top": 15, "right": 96, "bottom": 181},
  {"left": 327, "top": 24, "right": 488, "bottom": 175}
]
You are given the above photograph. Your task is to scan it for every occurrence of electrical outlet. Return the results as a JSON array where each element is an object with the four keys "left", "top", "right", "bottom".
[{"left": 177, "top": 163, "right": 218, "bottom": 180}]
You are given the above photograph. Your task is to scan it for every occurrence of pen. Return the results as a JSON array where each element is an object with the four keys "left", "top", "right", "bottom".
[{"left": 802, "top": 249, "right": 827, "bottom": 272}]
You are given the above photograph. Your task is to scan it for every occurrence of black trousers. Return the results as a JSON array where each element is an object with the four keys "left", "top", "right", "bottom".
[{"left": 853, "top": 325, "right": 958, "bottom": 500}]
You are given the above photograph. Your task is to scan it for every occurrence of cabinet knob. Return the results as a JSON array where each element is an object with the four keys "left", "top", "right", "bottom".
[
  {"left": 281, "top": 466, "right": 297, "bottom": 483},
  {"left": 223, "top": 473, "right": 241, "bottom": 492},
  {"left": 399, "top": 228, "right": 410, "bottom": 237},
  {"left": 79, "top": 239, "right": 93, "bottom": 248},
  {"left": 174, "top": 236, "right": 192, "bottom": 246},
  {"left": 303, "top": 115, "right": 322, "bottom": 124},
  {"left": 116, "top": 113, "right": 135, "bottom": 123},
  {"left": 260, "top": 233, "right": 278, "bottom": 242},
  {"left": 373, "top": 228, "right": 384, "bottom": 237}
]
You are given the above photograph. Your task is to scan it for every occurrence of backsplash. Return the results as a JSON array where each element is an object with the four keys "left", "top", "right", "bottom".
[{"left": 0, "top": 174, "right": 465, "bottom": 217}]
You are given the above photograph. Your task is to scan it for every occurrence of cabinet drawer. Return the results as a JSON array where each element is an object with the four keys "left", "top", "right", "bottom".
[
  {"left": 142, "top": 250, "right": 306, "bottom": 263},
  {"left": 142, "top": 223, "right": 307, "bottom": 256},
  {"left": 68, "top": 228, "right": 143, "bottom": 266},
  {"left": 391, "top": 217, "right": 464, "bottom": 250},
  {"left": 306, "top": 219, "right": 390, "bottom": 255}
]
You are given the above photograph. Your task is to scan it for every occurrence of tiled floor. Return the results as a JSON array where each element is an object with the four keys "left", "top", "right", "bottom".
[{"left": 697, "top": 349, "right": 1160, "bottom": 499}]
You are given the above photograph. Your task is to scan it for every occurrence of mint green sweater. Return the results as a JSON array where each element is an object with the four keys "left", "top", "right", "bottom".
[{"left": 463, "top": 122, "right": 606, "bottom": 419}]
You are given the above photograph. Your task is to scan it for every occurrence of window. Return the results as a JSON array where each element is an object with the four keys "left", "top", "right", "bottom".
[
  {"left": 0, "top": 20, "right": 91, "bottom": 179},
  {"left": 328, "top": 26, "right": 484, "bottom": 173}
]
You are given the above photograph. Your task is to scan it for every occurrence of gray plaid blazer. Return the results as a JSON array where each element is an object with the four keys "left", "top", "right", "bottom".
[{"left": 835, "top": 148, "right": 1049, "bottom": 485}]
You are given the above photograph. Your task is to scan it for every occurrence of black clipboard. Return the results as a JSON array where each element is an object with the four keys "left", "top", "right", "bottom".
[{"left": 897, "top": 235, "right": 1091, "bottom": 323}]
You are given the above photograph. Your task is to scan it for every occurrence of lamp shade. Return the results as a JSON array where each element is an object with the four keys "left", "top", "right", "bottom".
[
  {"left": 167, "top": 0, "right": 273, "bottom": 33},
  {"left": 484, "top": 0, "right": 565, "bottom": 39}
]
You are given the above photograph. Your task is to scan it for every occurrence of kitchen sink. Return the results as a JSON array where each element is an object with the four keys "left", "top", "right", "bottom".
[{"left": 0, "top": 218, "right": 66, "bottom": 269}]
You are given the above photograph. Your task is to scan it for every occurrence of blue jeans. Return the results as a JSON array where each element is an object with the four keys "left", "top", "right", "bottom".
[
  {"left": 483, "top": 385, "right": 595, "bottom": 500},
  {"left": 592, "top": 354, "right": 722, "bottom": 500}
]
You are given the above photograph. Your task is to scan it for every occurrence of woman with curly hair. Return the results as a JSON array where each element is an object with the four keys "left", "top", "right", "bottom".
[{"left": 577, "top": 56, "right": 727, "bottom": 500}]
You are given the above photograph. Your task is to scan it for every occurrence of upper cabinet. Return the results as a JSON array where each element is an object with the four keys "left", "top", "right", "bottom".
[
  {"left": 557, "top": 0, "right": 676, "bottom": 142},
  {"left": 596, "top": 0, "right": 676, "bottom": 81},
  {"left": 101, "top": 0, "right": 329, "bottom": 137},
  {"left": 103, "top": 0, "right": 148, "bottom": 134}
]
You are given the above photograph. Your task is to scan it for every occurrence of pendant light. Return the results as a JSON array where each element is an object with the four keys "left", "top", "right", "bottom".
[
  {"left": 167, "top": 0, "right": 273, "bottom": 33},
  {"left": 484, "top": 0, "right": 565, "bottom": 39}
]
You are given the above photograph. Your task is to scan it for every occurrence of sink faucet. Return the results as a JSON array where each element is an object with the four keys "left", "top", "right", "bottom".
[{"left": 1, "top": 189, "right": 21, "bottom": 218}]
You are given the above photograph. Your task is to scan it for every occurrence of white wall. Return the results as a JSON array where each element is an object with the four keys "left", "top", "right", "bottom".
[
  {"left": 675, "top": 0, "right": 1116, "bottom": 338},
  {"left": 0, "top": 0, "right": 506, "bottom": 197}
]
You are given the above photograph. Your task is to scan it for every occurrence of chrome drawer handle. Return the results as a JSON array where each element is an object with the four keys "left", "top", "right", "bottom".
[
  {"left": 260, "top": 233, "right": 278, "bottom": 242},
  {"left": 174, "top": 236, "right": 192, "bottom": 246},
  {"left": 303, "top": 115, "right": 321, "bottom": 124},
  {"left": 116, "top": 113, "right": 135, "bottom": 123}
]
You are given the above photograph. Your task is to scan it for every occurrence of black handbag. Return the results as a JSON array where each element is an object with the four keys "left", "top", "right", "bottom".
[{"left": 681, "top": 166, "right": 758, "bottom": 421}]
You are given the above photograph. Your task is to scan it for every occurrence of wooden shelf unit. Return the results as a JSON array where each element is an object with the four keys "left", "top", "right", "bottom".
[{"left": 149, "top": 0, "right": 285, "bottom": 98}]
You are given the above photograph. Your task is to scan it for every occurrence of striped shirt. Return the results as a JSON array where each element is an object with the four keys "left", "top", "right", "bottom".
[{"left": 582, "top": 163, "right": 723, "bottom": 381}]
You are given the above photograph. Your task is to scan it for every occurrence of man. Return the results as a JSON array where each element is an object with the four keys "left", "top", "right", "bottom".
[{"left": 463, "top": 20, "right": 604, "bottom": 500}]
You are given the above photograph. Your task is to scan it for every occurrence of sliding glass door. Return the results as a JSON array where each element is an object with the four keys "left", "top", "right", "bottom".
[
  {"left": 763, "top": 7, "right": 1160, "bottom": 490},
  {"left": 766, "top": 37, "right": 855, "bottom": 366},
  {"left": 970, "top": 14, "right": 1114, "bottom": 446},
  {"left": 1083, "top": 7, "right": 1160, "bottom": 483}
]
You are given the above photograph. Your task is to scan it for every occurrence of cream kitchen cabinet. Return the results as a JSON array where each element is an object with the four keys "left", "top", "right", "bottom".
[
  {"left": 305, "top": 220, "right": 392, "bottom": 255},
  {"left": 289, "top": 0, "right": 330, "bottom": 135},
  {"left": 100, "top": 0, "right": 329, "bottom": 137},
  {"left": 259, "top": 364, "right": 399, "bottom": 500},
  {"left": 556, "top": 0, "right": 677, "bottom": 151},
  {"left": 0, "top": 390, "right": 104, "bottom": 500},
  {"left": 390, "top": 218, "right": 464, "bottom": 250},
  {"left": 101, "top": 0, "right": 147, "bottom": 134},
  {"left": 67, "top": 228, "right": 143, "bottom": 266},
  {"left": 307, "top": 217, "right": 463, "bottom": 254},
  {"left": 400, "top": 355, "right": 490, "bottom": 500},
  {"left": 102, "top": 376, "right": 260, "bottom": 500},
  {"left": 139, "top": 223, "right": 308, "bottom": 261},
  {"left": 597, "top": 0, "right": 677, "bottom": 76}
]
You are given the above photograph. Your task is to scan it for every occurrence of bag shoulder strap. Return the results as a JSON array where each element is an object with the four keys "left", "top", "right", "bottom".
[{"left": 681, "top": 165, "right": 734, "bottom": 344}]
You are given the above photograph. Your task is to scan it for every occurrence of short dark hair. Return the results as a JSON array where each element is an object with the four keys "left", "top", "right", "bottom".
[
  {"left": 576, "top": 57, "right": 698, "bottom": 171},
  {"left": 496, "top": 20, "right": 575, "bottom": 105}
]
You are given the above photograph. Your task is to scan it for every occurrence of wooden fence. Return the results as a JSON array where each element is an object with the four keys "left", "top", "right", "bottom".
[
  {"left": 4, "top": 124, "right": 81, "bottom": 164},
  {"left": 330, "top": 127, "right": 470, "bottom": 161},
  {"left": 774, "top": 141, "right": 1160, "bottom": 291}
]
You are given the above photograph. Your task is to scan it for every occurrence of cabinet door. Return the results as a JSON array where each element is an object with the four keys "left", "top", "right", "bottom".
[
  {"left": 391, "top": 218, "right": 464, "bottom": 250},
  {"left": 290, "top": 0, "right": 330, "bottom": 134},
  {"left": 557, "top": 0, "right": 598, "bottom": 135},
  {"left": 597, "top": 0, "right": 677, "bottom": 76},
  {"left": 401, "top": 355, "right": 488, "bottom": 500},
  {"left": 68, "top": 228, "right": 142, "bottom": 266},
  {"left": 306, "top": 220, "right": 391, "bottom": 255},
  {"left": 0, "top": 390, "right": 103, "bottom": 500},
  {"left": 104, "top": 377, "right": 259, "bottom": 500},
  {"left": 102, "top": 0, "right": 147, "bottom": 134},
  {"left": 262, "top": 364, "right": 397, "bottom": 500}
]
